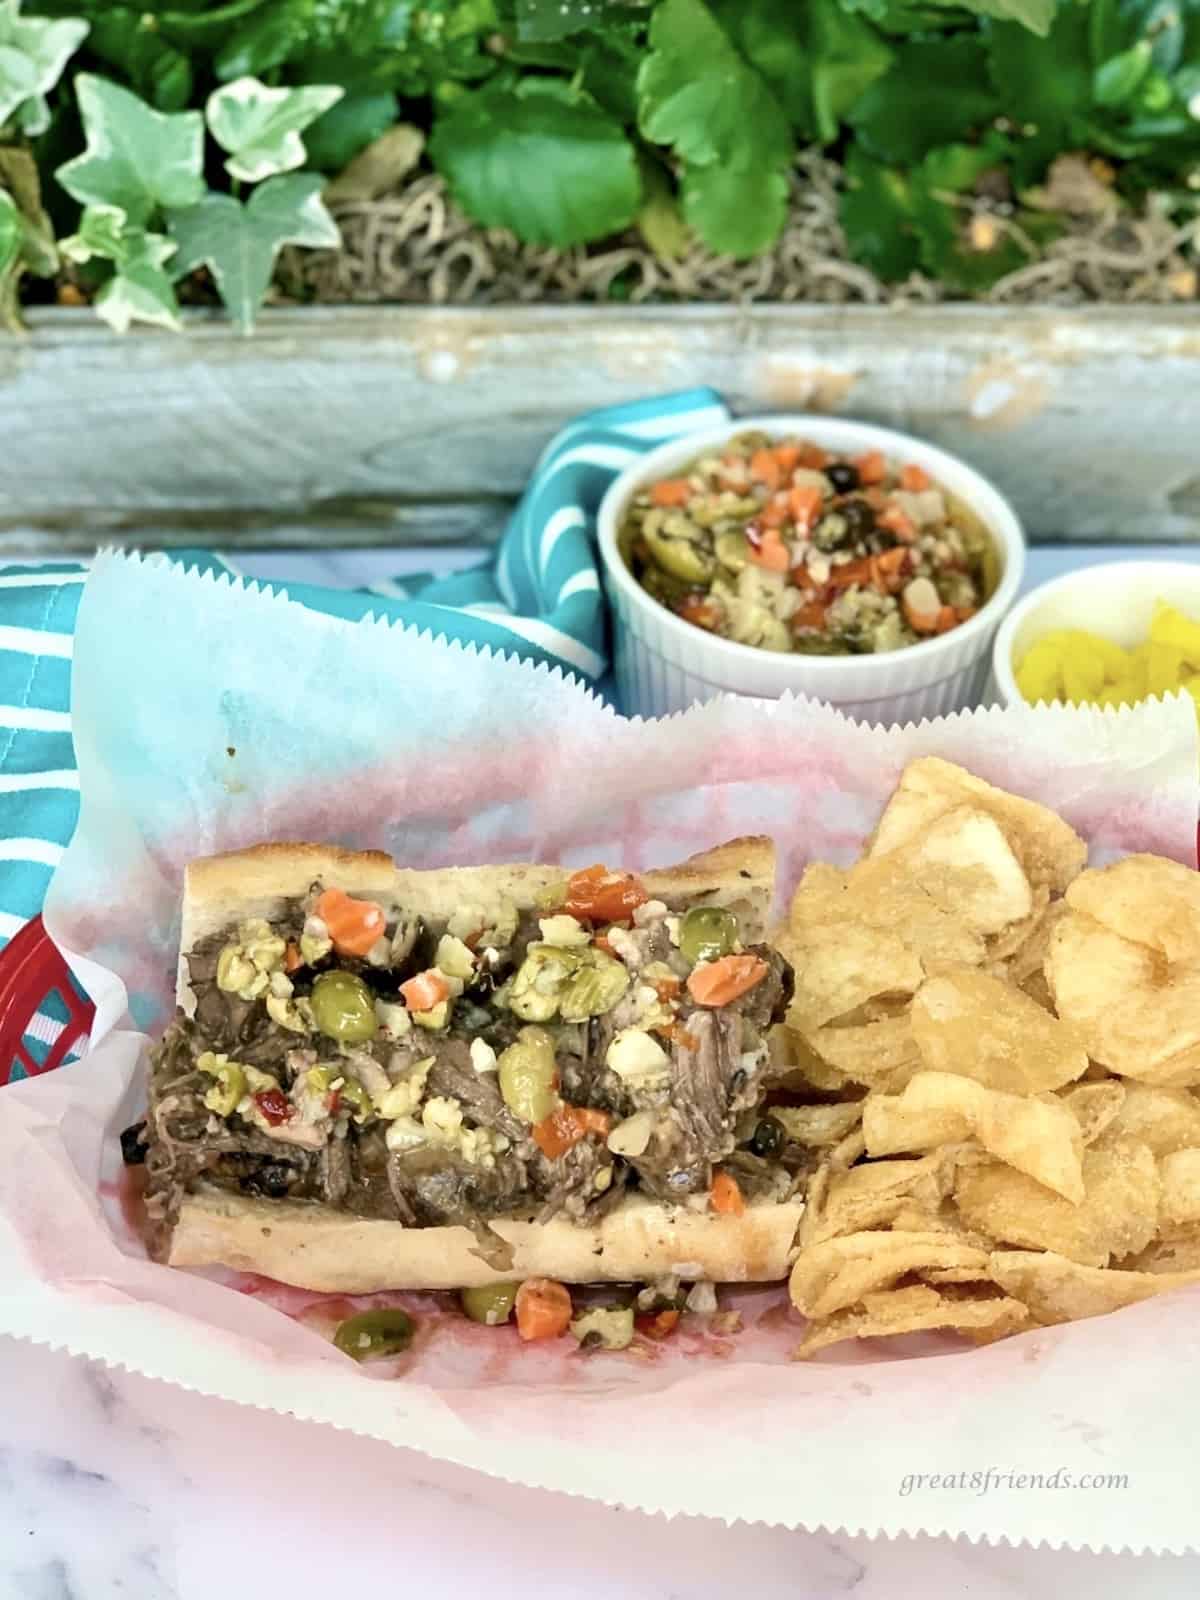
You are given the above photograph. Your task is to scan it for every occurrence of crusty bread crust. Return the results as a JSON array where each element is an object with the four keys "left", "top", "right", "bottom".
[
  {"left": 168, "top": 1187, "right": 805, "bottom": 1291},
  {"left": 177, "top": 836, "right": 776, "bottom": 1011}
]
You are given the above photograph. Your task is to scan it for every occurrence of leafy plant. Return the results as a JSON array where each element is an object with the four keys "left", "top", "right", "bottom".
[
  {"left": 3, "top": 0, "right": 1199, "bottom": 329},
  {"left": 56, "top": 71, "right": 340, "bottom": 330}
]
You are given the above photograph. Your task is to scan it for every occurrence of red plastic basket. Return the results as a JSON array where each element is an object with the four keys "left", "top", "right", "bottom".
[{"left": 0, "top": 916, "right": 95, "bottom": 1086}]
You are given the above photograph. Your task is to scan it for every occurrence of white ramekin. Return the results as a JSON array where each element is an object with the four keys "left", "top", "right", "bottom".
[
  {"left": 992, "top": 559, "right": 1200, "bottom": 708},
  {"left": 596, "top": 414, "right": 1026, "bottom": 726}
]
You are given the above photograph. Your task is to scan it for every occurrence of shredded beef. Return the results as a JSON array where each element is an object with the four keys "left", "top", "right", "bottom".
[
  {"left": 388, "top": 1146, "right": 533, "bottom": 1226},
  {"left": 426, "top": 1038, "right": 524, "bottom": 1141}
]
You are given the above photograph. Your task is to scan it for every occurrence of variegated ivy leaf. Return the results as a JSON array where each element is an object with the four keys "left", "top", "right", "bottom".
[
  {"left": 60, "top": 202, "right": 177, "bottom": 274},
  {"left": 206, "top": 77, "right": 344, "bottom": 184},
  {"left": 56, "top": 75, "right": 205, "bottom": 230},
  {"left": 167, "top": 173, "right": 339, "bottom": 333},
  {"left": 0, "top": 0, "right": 88, "bottom": 137},
  {"left": 94, "top": 262, "right": 182, "bottom": 335}
]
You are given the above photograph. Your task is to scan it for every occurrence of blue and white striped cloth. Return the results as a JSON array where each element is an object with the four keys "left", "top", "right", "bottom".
[{"left": 0, "top": 388, "right": 730, "bottom": 956}]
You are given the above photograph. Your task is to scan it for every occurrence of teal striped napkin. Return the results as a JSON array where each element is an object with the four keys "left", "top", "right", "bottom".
[{"left": 0, "top": 388, "right": 730, "bottom": 956}]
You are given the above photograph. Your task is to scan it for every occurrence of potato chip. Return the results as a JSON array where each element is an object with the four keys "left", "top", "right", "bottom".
[
  {"left": 1159, "top": 1149, "right": 1200, "bottom": 1229},
  {"left": 843, "top": 856, "right": 986, "bottom": 970},
  {"left": 794, "top": 1283, "right": 1031, "bottom": 1358},
  {"left": 787, "top": 862, "right": 852, "bottom": 929},
  {"left": 803, "top": 1152, "right": 953, "bottom": 1244},
  {"left": 911, "top": 970, "right": 1089, "bottom": 1094},
  {"left": 1118, "top": 1232, "right": 1200, "bottom": 1274},
  {"left": 789, "top": 1229, "right": 992, "bottom": 1318},
  {"left": 782, "top": 921, "right": 924, "bottom": 1033},
  {"left": 1047, "top": 910, "right": 1200, "bottom": 1085},
  {"left": 771, "top": 1102, "right": 864, "bottom": 1148},
  {"left": 984, "top": 887, "right": 1050, "bottom": 965},
  {"left": 882, "top": 806, "right": 1034, "bottom": 937},
  {"left": 953, "top": 1136, "right": 1160, "bottom": 1267},
  {"left": 988, "top": 1248, "right": 1200, "bottom": 1326},
  {"left": 864, "top": 1070, "right": 1085, "bottom": 1201},
  {"left": 806, "top": 1014, "right": 922, "bottom": 1092},
  {"left": 923, "top": 1265, "right": 996, "bottom": 1284},
  {"left": 768, "top": 1026, "right": 850, "bottom": 1093},
  {"left": 1105, "top": 1083, "right": 1200, "bottom": 1156},
  {"left": 829, "top": 1127, "right": 867, "bottom": 1169},
  {"left": 795, "top": 1160, "right": 833, "bottom": 1249},
  {"left": 1058, "top": 1080, "right": 1125, "bottom": 1146},
  {"left": 1065, "top": 855, "right": 1200, "bottom": 965},
  {"left": 866, "top": 756, "right": 1086, "bottom": 895}
]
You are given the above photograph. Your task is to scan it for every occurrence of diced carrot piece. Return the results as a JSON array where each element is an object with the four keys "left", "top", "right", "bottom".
[
  {"left": 827, "top": 557, "right": 874, "bottom": 591},
  {"left": 515, "top": 1279, "right": 573, "bottom": 1341},
  {"left": 774, "top": 443, "right": 801, "bottom": 473},
  {"left": 903, "top": 596, "right": 943, "bottom": 635},
  {"left": 532, "top": 1105, "right": 612, "bottom": 1161},
  {"left": 870, "top": 546, "right": 910, "bottom": 594},
  {"left": 797, "top": 443, "right": 830, "bottom": 469},
  {"left": 748, "top": 529, "right": 790, "bottom": 573},
  {"left": 566, "top": 865, "right": 648, "bottom": 923},
  {"left": 399, "top": 968, "right": 450, "bottom": 1012},
  {"left": 650, "top": 478, "right": 692, "bottom": 507},
  {"left": 788, "top": 484, "right": 824, "bottom": 532},
  {"left": 315, "top": 888, "right": 387, "bottom": 958},
  {"left": 878, "top": 504, "right": 917, "bottom": 543},
  {"left": 749, "top": 447, "right": 782, "bottom": 490},
  {"left": 652, "top": 974, "right": 682, "bottom": 1001},
  {"left": 711, "top": 1170, "right": 746, "bottom": 1216},
  {"left": 955, "top": 606, "right": 977, "bottom": 623},
  {"left": 284, "top": 941, "right": 303, "bottom": 973},
  {"left": 760, "top": 496, "right": 790, "bottom": 530},
  {"left": 687, "top": 954, "right": 769, "bottom": 1007},
  {"left": 792, "top": 600, "right": 828, "bottom": 631},
  {"left": 900, "top": 463, "right": 931, "bottom": 492},
  {"left": 638, "top": 1308, "right": 681, "bottom": 1341},
  {"left": 855, "top": 450, "right": 887, "bottom": 484},
  {"left": 934, "top": 606, "right": 959, "bottom": 634},
  {"left": 593, "top": 932, "right": 616, "bottom": 958},
  {"left": 678, "top": 596, "right": 720, "bottom": 630}
]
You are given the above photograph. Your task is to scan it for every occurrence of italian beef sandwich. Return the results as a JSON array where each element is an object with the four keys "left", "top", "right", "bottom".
[{"left": 128, "top": 838, "right": 807, "bottom": 1291}]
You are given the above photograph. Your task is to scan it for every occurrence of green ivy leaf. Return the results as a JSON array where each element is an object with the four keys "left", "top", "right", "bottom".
[
  {"left": 207, "top": 76, "right": 345, "bottom": 183},
  {"left": 0, "top": 0, "right": 88, "bottom": 136},
  {"left": 56, "top": 74, "right": 206, "bottom": 228},
  {"left": 850, "top": 36, "right": 999, "bottom": 163},
  {"left": 638, "top": 0, "right": 791, "bottom": 171},
  {"left": 94, "top": 261, "right": 182, "bottom": 333},
  {"left": 428, "top": 79, "right": 640, "bottom": 246},
  {"left": 838, "top": 145, "right": 921, "bottom": 280},
  {"left": 60, "top": 201, "right": 178, "bottom": 273},
  {"left": 167, "top": 172, "right": 340, "bottom": 332},
  {"left": 681, "top": 160, "right": 789, "bottom": 257}
]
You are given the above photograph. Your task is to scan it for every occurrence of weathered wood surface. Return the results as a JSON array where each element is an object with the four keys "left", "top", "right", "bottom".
[{"left": 2, "top": 303, "right": 1199, "bottom": 553}]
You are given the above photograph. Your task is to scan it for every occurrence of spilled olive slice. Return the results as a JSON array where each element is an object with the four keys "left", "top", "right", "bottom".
[{"left": 333, "top": 1308, "right": 415, "bottom": 1361}]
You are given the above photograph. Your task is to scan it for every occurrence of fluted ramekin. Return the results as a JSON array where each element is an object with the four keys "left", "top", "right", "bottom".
[{"left": 596, "top": 414, "right": 1026, "bottom": 725}]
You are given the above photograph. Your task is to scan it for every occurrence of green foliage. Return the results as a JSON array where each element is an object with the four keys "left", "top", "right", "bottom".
[
  {"left": 0, "top": 0, "right": 86, "bottom": 134},
  {"left": 5, "top": 0, "right": 1200, "bottom": 330},
  {"left": 168, "top": 172, "right": 338, "bottom": 329},
  {"left": 430, "top": 77, "right": 640, "bottom": 246}
]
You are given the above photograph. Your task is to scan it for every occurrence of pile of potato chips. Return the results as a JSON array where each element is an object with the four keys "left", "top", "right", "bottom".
[{"left": 774, "top": 756, "right": 1200, "bottom": 1358}]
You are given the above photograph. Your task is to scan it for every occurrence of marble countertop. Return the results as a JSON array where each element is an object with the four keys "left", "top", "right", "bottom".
[{"left": 4, "top": 541, "right": 1199, "bottom": 1598}]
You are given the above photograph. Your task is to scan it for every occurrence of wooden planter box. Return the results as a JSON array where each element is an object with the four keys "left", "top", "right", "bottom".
[{"left": 2, "top": 304, "right": 1198, "bottom": 555}]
